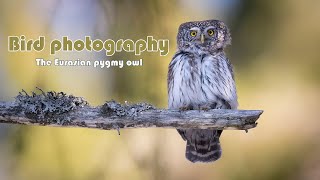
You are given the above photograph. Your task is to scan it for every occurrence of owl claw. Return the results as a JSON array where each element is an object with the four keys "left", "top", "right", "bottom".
[
  {"left": 179, "top": 106, "right": 191, "bottom": 111},
  {"left": 199, "top": 105, "right": 211, "bottom": 112},
  {"left": 200, "top": 107, "right": 210, "bottom": 111}
]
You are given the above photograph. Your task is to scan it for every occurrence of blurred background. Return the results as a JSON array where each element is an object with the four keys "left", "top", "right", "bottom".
[{"left": 0, "top": 0, "right": 320, "bottom": 180}]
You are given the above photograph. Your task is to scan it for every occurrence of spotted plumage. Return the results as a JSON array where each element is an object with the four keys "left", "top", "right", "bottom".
[{"left": 168, "top": 19, "right": 238, "bottom": 163}]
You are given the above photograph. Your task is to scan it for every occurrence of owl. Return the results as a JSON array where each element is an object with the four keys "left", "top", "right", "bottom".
[{"left": 167, "top": 19, "right": 238, "bottom": 163}]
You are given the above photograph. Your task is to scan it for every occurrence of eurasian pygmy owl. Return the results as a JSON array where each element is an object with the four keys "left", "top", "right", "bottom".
[{"left": 168, "top": 19, "right": 238, "bottom": 163}]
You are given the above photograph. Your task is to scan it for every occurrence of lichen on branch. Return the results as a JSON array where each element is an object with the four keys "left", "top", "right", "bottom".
[
  {"left": 15, "top": 88, "right": 88, "bottom": 123},
  {"left": 101, "top": 100, "right": 155, "bottom": 117}
]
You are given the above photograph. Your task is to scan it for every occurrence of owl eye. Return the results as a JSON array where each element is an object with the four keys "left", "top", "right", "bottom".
[
  {"left": 190, "top": 30, "right": 197, "bottom": 37},
  {"left": 207, "top": 29, "right": 215, "bottom": 36}
]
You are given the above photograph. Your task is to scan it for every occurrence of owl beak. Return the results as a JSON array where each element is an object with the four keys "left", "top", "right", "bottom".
[{"left": 200, "top": 34, "right": 205, "bottom": 44}]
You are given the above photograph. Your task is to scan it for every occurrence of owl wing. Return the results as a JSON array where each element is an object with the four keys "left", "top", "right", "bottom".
[
  {"left": 167, "top": 53, "right": 177, "bottom": 109},
  {"left": 168, "top": 51, "right": 194, "bottom": 141},
  {"left": 167, "top": 51, "right": 197, "bottom": 109},
  {"left": 201, "top": 54, "right": 238, "bottom": 109},
  {"left": 226, "top": 58, "right": 235, "bottom": 81}
]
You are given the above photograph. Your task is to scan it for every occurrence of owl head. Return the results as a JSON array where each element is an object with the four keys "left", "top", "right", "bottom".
[{"left": 177, "top": 19, "right": 231, "bottom": 54}]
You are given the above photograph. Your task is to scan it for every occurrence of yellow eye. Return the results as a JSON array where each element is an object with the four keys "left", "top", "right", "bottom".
[
  {"left": 207, "top": 29, "right": 215, "bottom": 36},
  {"left": 190, "top": 30, "right": 197, "bottom": 37}
]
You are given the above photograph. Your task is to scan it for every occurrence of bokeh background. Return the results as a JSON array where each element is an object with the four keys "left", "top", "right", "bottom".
[{"left": 1, "top": 0, "right": 320, "bottom": 180}]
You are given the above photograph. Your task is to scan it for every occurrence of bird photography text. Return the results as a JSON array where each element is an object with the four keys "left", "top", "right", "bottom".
[{"left": 7, "top": 35, "right": 170, "bottom": 69}]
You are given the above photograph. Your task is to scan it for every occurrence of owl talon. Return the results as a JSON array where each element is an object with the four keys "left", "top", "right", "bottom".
[
  {"left": 200, "top": 107, "right": 210, "bottom": 111},
  {"left": 179, "top": 106, "right": 191, "bottom": 111},
  {"left": 199, "top": 105, "right": 211, "bottom": 112}
]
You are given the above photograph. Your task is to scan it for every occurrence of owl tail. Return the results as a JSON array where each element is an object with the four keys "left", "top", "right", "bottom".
[{"left": 185, "top": 130, "right": 222, "bottom": 163}]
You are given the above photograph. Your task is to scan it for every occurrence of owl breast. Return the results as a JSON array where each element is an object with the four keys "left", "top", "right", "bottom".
[{"left": 168, "top": 51, "right": 237, "bottom": 110}]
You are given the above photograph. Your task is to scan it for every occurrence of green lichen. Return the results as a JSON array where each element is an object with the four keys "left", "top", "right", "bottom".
[{"left": 15, "top": 88, "right": 88, "bottom": 123}]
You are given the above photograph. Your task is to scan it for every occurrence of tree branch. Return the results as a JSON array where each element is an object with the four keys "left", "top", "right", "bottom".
[{"left": 0, "top": 90, "right": 263, "bottom": 131}]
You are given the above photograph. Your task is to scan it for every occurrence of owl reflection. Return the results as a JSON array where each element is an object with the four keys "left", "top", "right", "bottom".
[{"left": 168, "top": 20, "right": 238, "bottom": 163}]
